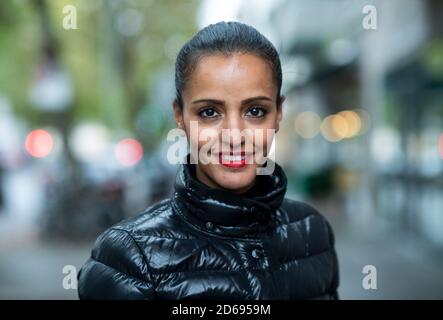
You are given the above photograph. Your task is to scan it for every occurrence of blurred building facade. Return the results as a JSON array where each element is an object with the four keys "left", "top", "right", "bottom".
[{"left": 233, "top": 0, "right": 443, "bottom": 247}]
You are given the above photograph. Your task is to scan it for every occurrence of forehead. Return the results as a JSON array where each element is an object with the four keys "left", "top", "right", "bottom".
[{"left": 182, "top": 53, "right": 277, "bottom": 101}]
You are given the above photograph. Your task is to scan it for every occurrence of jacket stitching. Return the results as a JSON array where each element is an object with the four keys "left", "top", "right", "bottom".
[
  {"left": 121, "top": 212, "right": 320, "bottom": 242},
  {"left": 148, "top": 267, "right": 269, "bottom": 274},
  {"left": 111, "top": 228, "right": 159, "bottom": 298},
  {"left": 143, "top": 248, "right": 334, "bottom": 275},
  {"left": 90, "top": 258, "right": 155, "bottom": 297}
]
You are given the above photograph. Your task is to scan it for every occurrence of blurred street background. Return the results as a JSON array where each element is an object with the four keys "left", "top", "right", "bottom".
[{"left": 0, "top": 0, "right": 442, "bottom": 299}]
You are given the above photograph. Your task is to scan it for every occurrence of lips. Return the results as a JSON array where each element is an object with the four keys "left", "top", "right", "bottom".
[{"left": 218, "top": 152, "right": 252, "bottom": 168}]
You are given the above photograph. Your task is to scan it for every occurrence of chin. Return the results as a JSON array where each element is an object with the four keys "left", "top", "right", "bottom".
[{"left": 212, "top": 165, "right": 257, "bottom": 192}]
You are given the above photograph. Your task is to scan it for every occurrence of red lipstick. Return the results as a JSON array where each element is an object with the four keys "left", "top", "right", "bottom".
[{"left": 219, "top": 152, "right": 251, "bottom": 169}]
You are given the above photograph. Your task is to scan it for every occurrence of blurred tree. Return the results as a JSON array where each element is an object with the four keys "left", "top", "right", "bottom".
[
  {"left": 0, "top": 0, "right": 200, "bottom": 237},
  {"left": 0, "top": 0, "right": 200, "bottom": 148}
]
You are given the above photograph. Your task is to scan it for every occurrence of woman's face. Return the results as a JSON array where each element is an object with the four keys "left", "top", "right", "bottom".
[{"left": 173, "top": 53, "right": 284, "bottom": 194}]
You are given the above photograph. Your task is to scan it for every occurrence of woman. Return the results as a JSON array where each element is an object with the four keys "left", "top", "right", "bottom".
[{"left": 78, "top": 21, "right": 339, "bottom": 300}]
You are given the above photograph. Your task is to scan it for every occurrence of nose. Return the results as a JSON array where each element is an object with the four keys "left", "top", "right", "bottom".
[{"left": 221, "top": 112, "right": 245, "bottom": 152}]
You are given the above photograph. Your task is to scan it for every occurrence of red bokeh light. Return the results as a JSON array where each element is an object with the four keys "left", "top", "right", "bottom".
[
  {"left": 25, "top": 129, "right": 54, "bottom": 158},
  {"left": 115, "top": 138, "right": 143, "bottom": 166}
]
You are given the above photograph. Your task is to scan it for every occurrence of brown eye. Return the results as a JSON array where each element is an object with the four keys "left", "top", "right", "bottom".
[
  {"left": 246, "top": 106, "right": 267, "bottom": 118},
  {"left": 198, "top": 107, "right": 220, "bottom": 118}
]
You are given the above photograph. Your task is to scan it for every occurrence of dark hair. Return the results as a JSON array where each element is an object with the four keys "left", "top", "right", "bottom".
[{"left": 174, "top": 21, "right": 283, "bottom": 109}]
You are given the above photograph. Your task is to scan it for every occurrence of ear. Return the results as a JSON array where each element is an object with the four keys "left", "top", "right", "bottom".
[
  {"left": 276, "top": 95, "right": 285, "bottom": 133},
  {"left": 172, "top": 100, "right": 184, "bottom": 129}
]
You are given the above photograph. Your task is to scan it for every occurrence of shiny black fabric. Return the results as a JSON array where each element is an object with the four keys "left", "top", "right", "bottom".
[{"left": 78, "top": 159, "right": 339, "bottom": 300}]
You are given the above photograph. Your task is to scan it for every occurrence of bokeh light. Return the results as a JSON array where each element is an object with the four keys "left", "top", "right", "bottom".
[
  {"left": 70, "top": 123, "right": 111, "bottom": 164},
  {"left": 294, "top": 111, "right": 321, "bottom": 138},
  {"left": 331, "top": 114, "right": 349, "bottom": 138},
  {"left": 321, "top": 114, "right": 348, "bottom": 142},
  {"left": 319, "top": 110, "right": 363, "bottom": 142},
  {"left": 115, "top": 138, "right": 144, "bottom": 166},
  {"left": 25, "top": 129, "right": 54, "bottom": 158},
  {"left": 338, "top": 110, "right": 362, "bottom": 138}
]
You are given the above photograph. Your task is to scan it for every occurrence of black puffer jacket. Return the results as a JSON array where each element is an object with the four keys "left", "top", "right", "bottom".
[{"left": 78, "top": 159, "right": 339, "bottom": 300}]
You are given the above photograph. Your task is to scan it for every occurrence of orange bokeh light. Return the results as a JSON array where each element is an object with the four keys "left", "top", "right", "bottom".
[{"left": 25, "top": 129, "right": 54, "bottom": 158}]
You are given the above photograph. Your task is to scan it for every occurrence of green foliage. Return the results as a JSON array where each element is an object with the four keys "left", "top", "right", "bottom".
[{"left": 0, "top": 0, "right": 200, "bottom": 145}]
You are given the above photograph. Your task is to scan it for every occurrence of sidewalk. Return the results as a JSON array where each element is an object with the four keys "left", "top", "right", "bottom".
[
  {"left": 315, "top": 197, "right": 443, "bottom": 299},
  {"left": 1, "top": 205, "right": 443, "bottom": 299}
]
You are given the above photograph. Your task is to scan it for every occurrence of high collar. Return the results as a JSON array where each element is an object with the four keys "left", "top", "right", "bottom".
[{"left": 171, "top": 155, "right": 287, "bottom": 238}]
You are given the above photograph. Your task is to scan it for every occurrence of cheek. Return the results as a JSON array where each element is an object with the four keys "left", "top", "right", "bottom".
[
  {"left": 197, "top": 127, "right": 219, "bottom": 146},
  {"left": 188, "top": 126, "right": 221, "bottom": 163},
  {"left": 248, "top": 124, "right": 276, "bottom": 154},
  {"left": 182, "top": 117, "right": 218, "bottom": 147}
]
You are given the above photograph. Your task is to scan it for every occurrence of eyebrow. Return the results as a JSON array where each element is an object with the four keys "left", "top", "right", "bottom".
[{"left": 191, "top": 96, "right": 273, "bottom": 105}]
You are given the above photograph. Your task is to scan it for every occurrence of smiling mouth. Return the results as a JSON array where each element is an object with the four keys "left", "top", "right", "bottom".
[{"left": 218, "top": 152, "right": 253, "bottom": 168}]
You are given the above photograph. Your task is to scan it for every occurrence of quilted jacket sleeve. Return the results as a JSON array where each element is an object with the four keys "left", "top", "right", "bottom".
[
  {"left": 77, "top": 227, "right": 156, "bottom": 300},
  {"left": 326, "top": 220, "right": 340, "bottom": 300}
]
